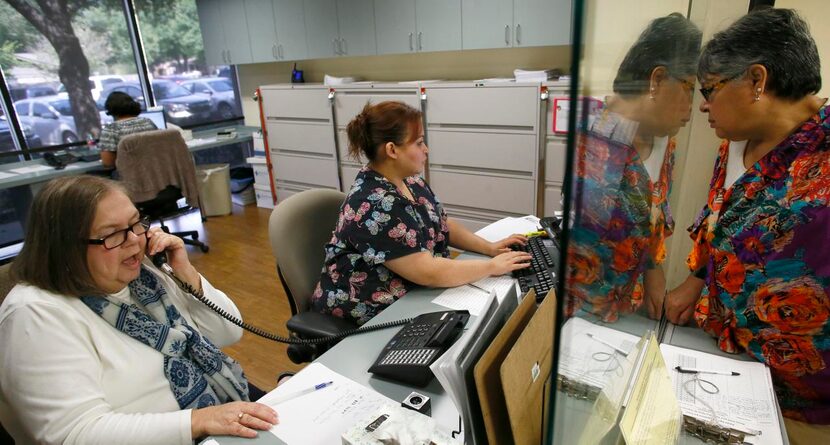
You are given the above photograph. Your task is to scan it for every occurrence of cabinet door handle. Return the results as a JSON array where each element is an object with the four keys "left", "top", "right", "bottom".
[
  {"left": 272, "top": 44, "right": 278, "bottom": 59},
  {"left": 517, "top": 24, "right": 522, "bottom": 45},
  {"left": 340, "top": 38, "right": 346, "bottom": 55},
  {"left": 418, "top": 31, "right": 423, "bottom": 50},
  {"left": 409, "top": 32, "right": 414, "bottom": 51},
  {"left": 226, "top": 50, "right": 232, "bottom": 64},
  {"left": 332, "top": 39, "right": 338, "bottom": 55},
  {"left": 505, "top": 25, "right": 510, "bottom": 45}
]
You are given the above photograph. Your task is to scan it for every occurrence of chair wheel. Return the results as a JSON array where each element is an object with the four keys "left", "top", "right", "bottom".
[{"left": 200, "top": 245, "right": 210, "bottom": 253}]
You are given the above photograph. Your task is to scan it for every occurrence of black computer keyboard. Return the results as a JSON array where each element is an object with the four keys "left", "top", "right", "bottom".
[{"left": 512, "top": 236, "right": 560, "bottom": 301}]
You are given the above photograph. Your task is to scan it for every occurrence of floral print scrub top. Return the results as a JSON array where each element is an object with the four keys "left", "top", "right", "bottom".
[
  {"left": 312, "top": 167, "right": 450, "bottom": 325},
  {"left": 566, "top": 111, "right": 676, "bottom": 322},
  {"left": 687, "top": 105, "right": 830, "bottom": 423}
]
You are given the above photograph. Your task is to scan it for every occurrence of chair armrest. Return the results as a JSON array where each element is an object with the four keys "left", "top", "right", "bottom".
[{"left": 287, "top": 311, "right": 358, "bottom": 338}]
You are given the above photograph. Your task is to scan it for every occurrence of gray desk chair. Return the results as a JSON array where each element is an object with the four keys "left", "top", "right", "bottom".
[
  {"left": 116, "top": 129, "right": 208, "bottom": 252},
  {"left": 268, "top": 189, "right": 357, "bottom": 363}
]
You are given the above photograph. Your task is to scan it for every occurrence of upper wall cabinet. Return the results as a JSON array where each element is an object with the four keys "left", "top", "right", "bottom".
[
  {"left": 197, "top": 0, "right": 570, "bottom": 65},
  {"left": 304, "top": 0, "right": 377, "bottom": 59},
  {"left": 462, "top": 0, "right": 571, "bottom": 50},
  {"left": 196, "top": 0, "right": 253, "bottom": 65},
  {"left": 245, "top": 0, "right": 309, "bottom": 63},
  {"left": 374, "top": 0, "right": 462, "bottom": 55}
]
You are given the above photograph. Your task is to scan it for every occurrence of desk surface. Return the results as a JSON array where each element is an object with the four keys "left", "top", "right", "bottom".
[
  {"left": 207, "top": 253, "right": 503, "bottom": 445},
  {"left": 0, "top": 125, "right": 258, "bottom": 190}
]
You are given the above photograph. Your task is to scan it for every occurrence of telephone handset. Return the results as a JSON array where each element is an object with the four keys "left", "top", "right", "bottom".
[
  {"left": 369, "top": 310, "right": 469, "bottom": 387},
  {"left": 145, "top": 250, "right": 412, "bottom": 344}
]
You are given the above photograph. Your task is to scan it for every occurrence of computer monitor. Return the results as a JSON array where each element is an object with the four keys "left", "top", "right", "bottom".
[{"left": 139, "top": 106, "right": 167, "bottom": 129}]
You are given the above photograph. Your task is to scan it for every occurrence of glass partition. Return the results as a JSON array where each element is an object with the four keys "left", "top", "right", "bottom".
[
  {"left": 550, "top": 0, "right": 702, "bottom": 443},
  {"left": 547, "top": 1, "right": 810, "bottom": 443}
]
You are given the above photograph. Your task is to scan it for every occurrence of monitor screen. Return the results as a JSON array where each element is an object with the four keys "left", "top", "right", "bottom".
[{"left": 139, "top": 107, "right": 166, "bottom": 129}]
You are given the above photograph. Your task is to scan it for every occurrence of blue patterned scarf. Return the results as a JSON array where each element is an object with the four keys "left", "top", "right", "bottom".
[{"left": 81, "top": 267, "right": 249, "bottom": 409}]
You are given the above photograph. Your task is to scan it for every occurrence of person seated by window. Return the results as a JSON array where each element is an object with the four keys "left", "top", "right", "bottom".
[
  {"left": 565, "top": 13, "right": 701, "bottom": 322},
  {"left": 312, "top": 101, "right": 532, "bottom": 325},
  {"left": 99, "top": 92, "right": 158, "bottom": 168},
  {"left": 0, "top": 176, "right": 277, "bottom": 444}
]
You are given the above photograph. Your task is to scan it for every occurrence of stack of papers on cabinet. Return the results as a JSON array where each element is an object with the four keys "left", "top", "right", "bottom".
[
  {"left": 514, "top": 69, "right": 559, "bottom": 82},
  {"left": 324, "top": 74, "right": 357, "bottom": 85}
]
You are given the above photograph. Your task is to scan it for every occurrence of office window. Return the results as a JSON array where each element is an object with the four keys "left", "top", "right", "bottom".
[
  {"left": 0, "top": 108, "right": 23, "bottom": 164},
  {"left": 2, "top": 1, "right": 141, "bottom": 150},
  {"left": 137, "top": 0, "right": 244, "bottom": 128}
]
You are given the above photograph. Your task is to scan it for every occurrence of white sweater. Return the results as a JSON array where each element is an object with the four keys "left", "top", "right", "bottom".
[{"left": 0, "top": 263, "right": 244, "bottom": 445}]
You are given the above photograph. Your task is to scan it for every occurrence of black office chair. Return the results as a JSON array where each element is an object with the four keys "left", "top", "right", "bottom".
[
  {"left": 116, "top": 130, "right": 208, "bottom": 253},
  {"left": 268, "top": 189, "right": 357, "bottom": 363}
]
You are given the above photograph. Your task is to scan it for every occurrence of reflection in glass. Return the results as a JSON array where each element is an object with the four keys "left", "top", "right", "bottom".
[{"left": 565, "top": 13, "right": 701, "bottom": 324}]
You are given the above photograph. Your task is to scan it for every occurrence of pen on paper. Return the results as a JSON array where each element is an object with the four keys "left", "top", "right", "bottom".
[
  {"left": 270, "top": 381, "right": 334, "bottom": 405},
  {"left": 586, "top": 333, "right": 629, "bottom": 356},
  {"left": 467, "top": 282, "right": 491, "bottom": 294},
  {"left": 675, "top": 366, "right": 740, "bottom": 376}
]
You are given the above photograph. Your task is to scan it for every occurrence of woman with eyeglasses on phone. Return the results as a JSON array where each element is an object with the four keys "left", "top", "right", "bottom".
[
  {"left": 0, "top": 176, "right": 277, "bottom": 444},
  {"left": 665, "top": 9, "right": 830, "bottom": 441}
]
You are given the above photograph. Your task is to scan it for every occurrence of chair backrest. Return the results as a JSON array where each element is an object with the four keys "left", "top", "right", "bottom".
[
  {"left": 0, "top": 262, "right": 17, "bottom": 307},
  {"left": 269, "top": 189, "right": 346, "bottom": 313},
  {"left": 115, "top": 129, "right": 201, "bottom": 209}
]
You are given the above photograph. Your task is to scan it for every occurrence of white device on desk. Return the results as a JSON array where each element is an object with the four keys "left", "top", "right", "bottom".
[{"left": 139, "top": 106, "right": 167, "bottom": 129}]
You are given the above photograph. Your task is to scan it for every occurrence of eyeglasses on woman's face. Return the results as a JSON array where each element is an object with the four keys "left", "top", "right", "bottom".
[
  {"left": 699, "top": 72, "right": 744, "bottom": 102},
  {"left": 87, "top": 216, "right": 150, "bottom": 249}
]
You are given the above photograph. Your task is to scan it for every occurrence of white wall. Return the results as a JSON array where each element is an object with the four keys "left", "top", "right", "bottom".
[{"left": 776, "top": 0, "right": 829, "bottom": 98}]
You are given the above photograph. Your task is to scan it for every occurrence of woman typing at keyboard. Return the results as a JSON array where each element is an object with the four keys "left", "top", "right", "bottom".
[
  {"left": 312, "top": 101, "right": 532, "bottom": 325},
  {"left": 98, "top": 92, "right": 158, "bottom": 168},
  {"left": 0, "top": 176, "right": 277, "bottom": 444}
]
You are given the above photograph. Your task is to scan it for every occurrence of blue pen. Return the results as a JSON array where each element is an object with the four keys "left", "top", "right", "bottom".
[{"left": 269, "top": 381, "right": 334, "bottom": 405}]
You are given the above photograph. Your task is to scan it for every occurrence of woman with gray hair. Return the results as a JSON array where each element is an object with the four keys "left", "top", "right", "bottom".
[
  {"left": 665, "top": 8, "right": 830, "bottom": 442},
  {"left": 0, "top": 176, "right": 278, "bottom": 444}
]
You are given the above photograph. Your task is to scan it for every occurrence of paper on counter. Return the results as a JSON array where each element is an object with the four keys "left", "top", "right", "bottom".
[
  {"left": 9, "top": 164, "right": 54, "bottom": 174},
  {"left": 0, "top": 171, "right": 17, "bottom": 180},
  {"left": 258, "top": 362, "right": 394, "bottom": 445},
  {"left": 661, "top": 344, "right": 782, "bottom": 445},
  {"left": 432, "top": 285, "right": 492, "bottom": 316},
  {"left": 474, "top": 216, "right": 540, "bottom": 243}
]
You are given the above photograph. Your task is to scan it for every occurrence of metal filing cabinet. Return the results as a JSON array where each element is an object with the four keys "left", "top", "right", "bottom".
[
  {"left": 260, "top": 84, "right": 340, "bottom": 203},
  {"left": 542, "top": 81, "right": 570, "bottom": 214},
  {"left": 424, "top": 81, "right": 547, "bottom": 232}
]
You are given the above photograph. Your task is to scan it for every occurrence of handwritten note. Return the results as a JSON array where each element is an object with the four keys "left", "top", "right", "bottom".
[{"left": 258, "top": 363, "right": 394, "bottom": 445}]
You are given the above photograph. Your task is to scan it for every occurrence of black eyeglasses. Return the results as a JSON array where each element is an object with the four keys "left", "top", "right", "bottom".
[
  {"left": 88, "top": 216, "right": 150, "bottom": 249},
  {"left": 699, "top": 72, "right": 744, "bottom": 102}
]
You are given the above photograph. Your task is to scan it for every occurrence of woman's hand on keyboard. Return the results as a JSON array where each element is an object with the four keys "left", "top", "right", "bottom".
[
  {"left": 488, "top": 251, "right": 533, "bottom": 276},
  {"left": 488, "top": 234, "right": 528, "bottom": 257}
]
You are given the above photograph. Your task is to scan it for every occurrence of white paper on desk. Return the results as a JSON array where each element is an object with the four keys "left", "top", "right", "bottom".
[
  {"left": 258, "top": 362, "right": 395, "bottom": 445},
  {"left": 9, "top": 164, "right": 54, "bottom": 174},
  {"left": 660, "top": 344, "right": 782, "bottom": 445},
  {"left": 0, "top": 171, "right": 17, "bottom": 180},
  {"left": 432, "top": 285, "right": 492, "bottom": 316},
  {"left": 558, "top": 317, "right": 640, "bottom": 391},
  {"left": 474, "top": 216, "right": 540, "bottom": 243}
]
